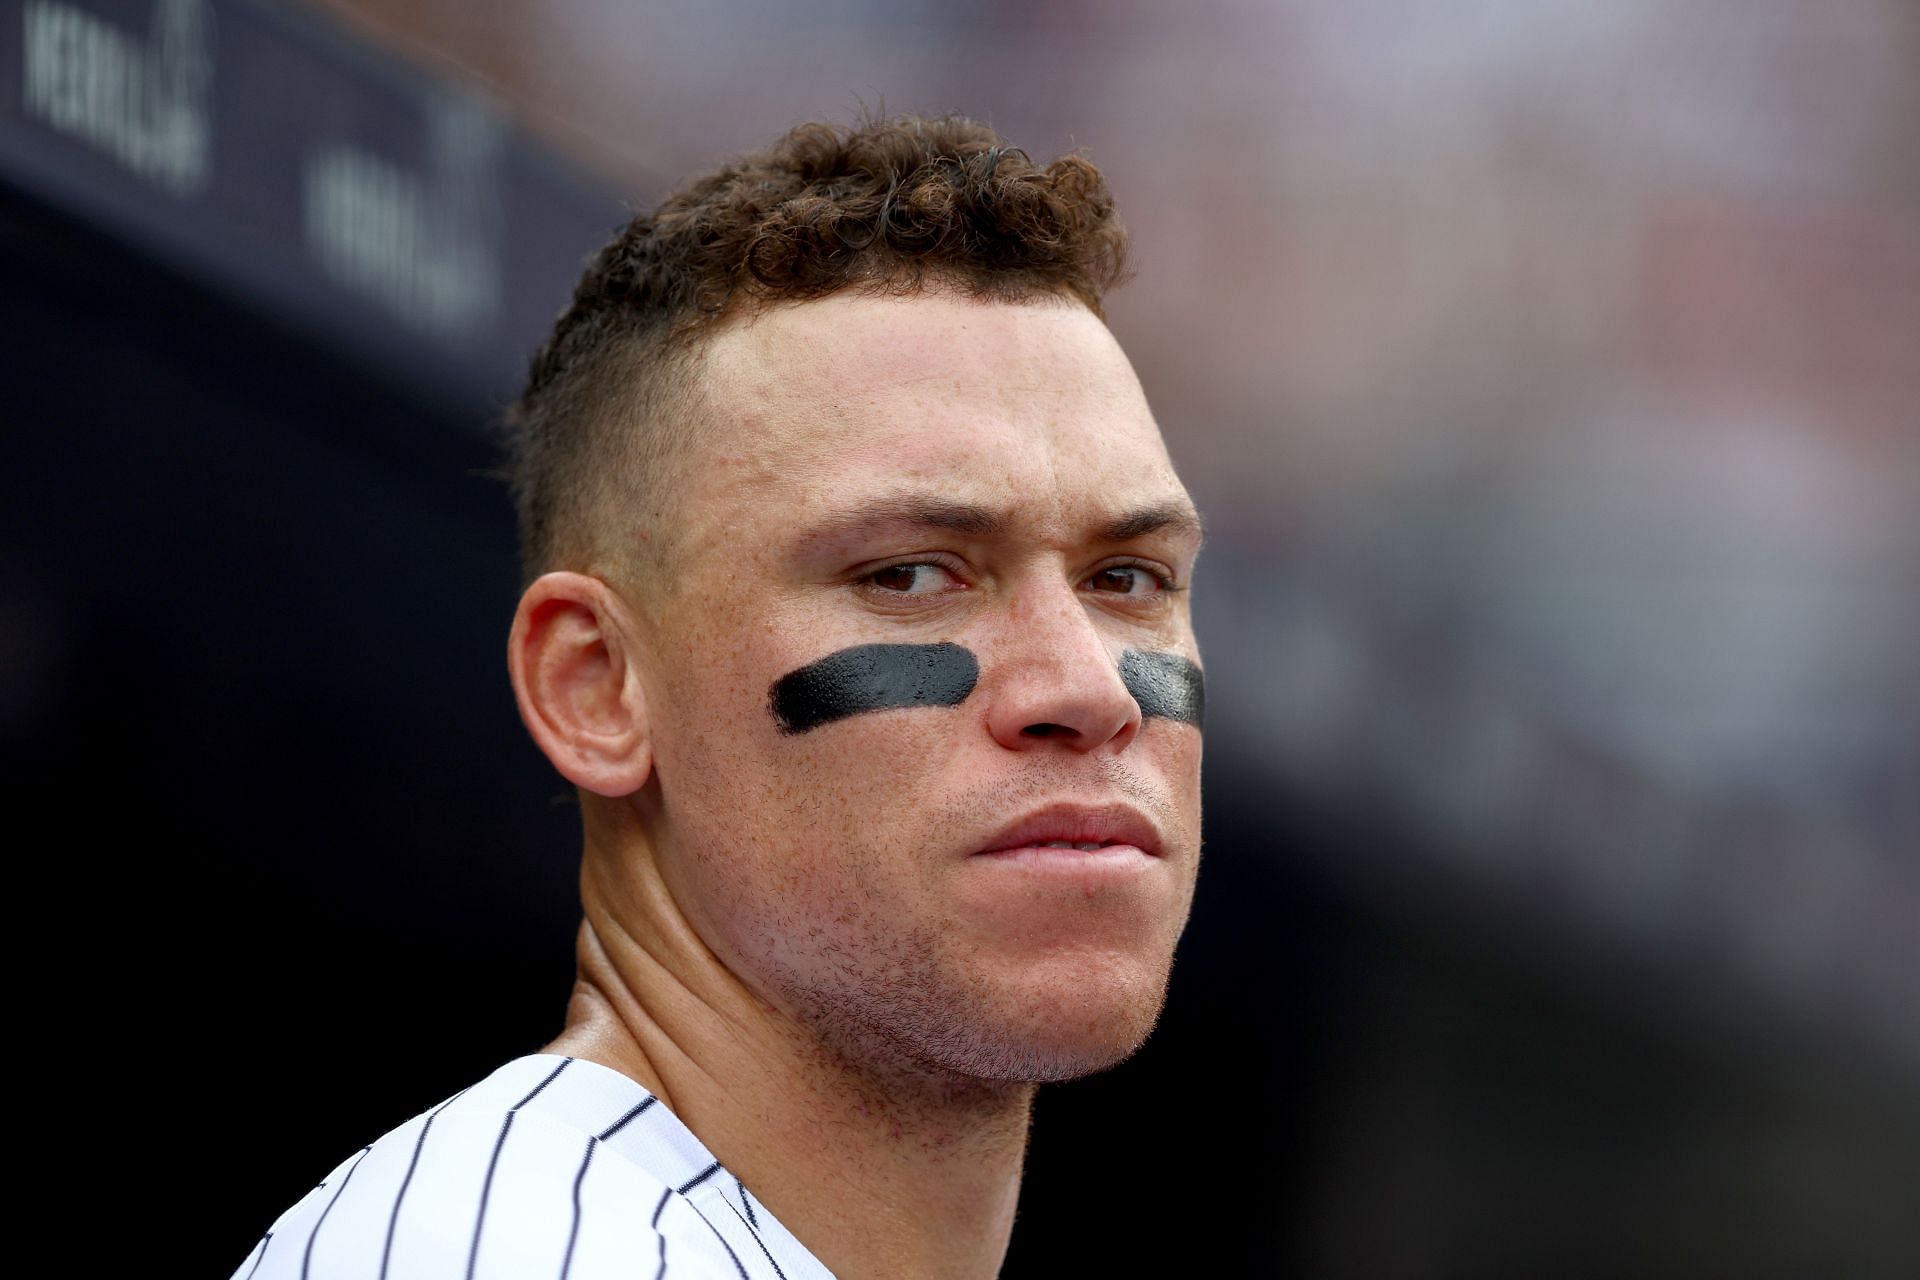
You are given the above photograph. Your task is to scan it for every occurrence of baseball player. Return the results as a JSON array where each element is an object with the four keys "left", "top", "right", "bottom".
[{"left": 234, "top": 112, "right": 1206, "bottom": 1280}]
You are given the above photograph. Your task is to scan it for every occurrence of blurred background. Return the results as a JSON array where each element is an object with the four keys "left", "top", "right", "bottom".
[{"left": 3, "top": 0, "right": 1916, "bottom": 1275}]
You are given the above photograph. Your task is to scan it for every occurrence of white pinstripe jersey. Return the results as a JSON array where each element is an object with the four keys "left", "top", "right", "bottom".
[{"left": 231, "top": 1055, "right": 835, "bottom": 1280}]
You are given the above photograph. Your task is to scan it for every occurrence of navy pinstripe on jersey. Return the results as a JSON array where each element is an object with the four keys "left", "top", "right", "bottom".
[{"left": 230, "top": 1056, "right": 834, "bottom": 1280}]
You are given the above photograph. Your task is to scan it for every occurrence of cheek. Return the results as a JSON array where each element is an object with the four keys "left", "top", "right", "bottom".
[
  {"left": 650, "top": 644, "right": 966, "bottom": 920},
  {"left": 662, "top": 719, "right": 966, "bottom": 1008}
]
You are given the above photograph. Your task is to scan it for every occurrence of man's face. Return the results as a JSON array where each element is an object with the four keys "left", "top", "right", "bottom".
[{"left": 628, "top": 291, "right": 1203, "bottom": 1084}]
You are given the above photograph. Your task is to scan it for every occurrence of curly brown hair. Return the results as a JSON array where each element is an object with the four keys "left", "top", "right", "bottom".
[{"left": 503, "top": 113, "right": 1133, "bottom": 586}]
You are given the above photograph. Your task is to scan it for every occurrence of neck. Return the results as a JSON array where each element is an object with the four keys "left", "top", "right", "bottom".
[{"left": 544, "top": 805, "right": 1032, "bottom": 1280}]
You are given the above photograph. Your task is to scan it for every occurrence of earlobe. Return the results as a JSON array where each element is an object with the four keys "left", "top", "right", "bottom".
[{"left": 508, "top": 572, "right": 654, "bottom": 797}]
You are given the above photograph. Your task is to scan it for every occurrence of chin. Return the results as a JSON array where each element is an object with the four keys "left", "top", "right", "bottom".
[
  {"left": 765, "top": 912, "right": 1185, "bottom": 1089},
  {"left": 952, "top": 1022, "right": 1160, "bottom": 1085},
  {"left": 881, "top": 954, "right": 1175, "bottom": 1086}
]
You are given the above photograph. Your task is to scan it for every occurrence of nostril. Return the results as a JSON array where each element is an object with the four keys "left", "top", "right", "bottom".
[{"left": 1022, "top": 723, "right": 1072, "bottom": 738}]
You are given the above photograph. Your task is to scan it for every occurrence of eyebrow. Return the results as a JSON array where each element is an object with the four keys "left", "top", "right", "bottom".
[
  {"left": 1098, "top": 500, "right": 1207, "bottom": 546},
  {"left": 793, "top": 493, "right": 1207, "bottom": 554}
]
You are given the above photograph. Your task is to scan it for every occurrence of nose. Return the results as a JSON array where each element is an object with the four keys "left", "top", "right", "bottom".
[{"left": 982, "top": 577, "right": 1142, "bottom": 754}]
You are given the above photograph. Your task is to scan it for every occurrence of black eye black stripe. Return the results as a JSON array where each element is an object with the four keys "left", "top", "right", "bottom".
[
  {"left": 769, "top": 643, "right": 1203, "bottom": 733},
  {"left": 770, "top": 642, "right": 980, "bottom": 734},
  {"left": 1118, "top": 649, "right": 1205, "bottom": 728}
]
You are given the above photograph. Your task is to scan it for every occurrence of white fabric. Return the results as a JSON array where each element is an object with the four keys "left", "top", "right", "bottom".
[{"left": 230, "top": 1054, "right": 835, "bottom": 1280}]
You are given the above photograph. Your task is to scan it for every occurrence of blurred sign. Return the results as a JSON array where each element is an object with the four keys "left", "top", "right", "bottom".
[{"left": 0, "top": 0, "right": 630, "bottom": 416}]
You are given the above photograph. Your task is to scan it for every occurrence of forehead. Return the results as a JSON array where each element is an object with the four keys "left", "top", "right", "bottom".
[{"left": 684, "top": 292, "right": 1186, "bottom": 536}]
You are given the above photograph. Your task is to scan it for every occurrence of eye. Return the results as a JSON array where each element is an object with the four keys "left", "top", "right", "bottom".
[
  {"left": 1084, "top": 564, "right": 1170, "bottom": 597},
  {"left": 865, "top": 561, "right": 962, "bottom": 595}
]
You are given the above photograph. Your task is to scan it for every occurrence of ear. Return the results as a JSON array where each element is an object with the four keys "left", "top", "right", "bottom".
[{"left": 508, "top": 571, "right": 653, "bottom": 797}]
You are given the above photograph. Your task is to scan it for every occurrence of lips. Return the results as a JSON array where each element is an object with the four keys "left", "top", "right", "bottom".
[{"left": 971, "top": 802, "right": 1163, "bottom": 859}]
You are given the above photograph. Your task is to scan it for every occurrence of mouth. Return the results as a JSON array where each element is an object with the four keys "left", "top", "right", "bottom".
[{"left": 970, "top": 803, "right": 1163, "bottom": 860}]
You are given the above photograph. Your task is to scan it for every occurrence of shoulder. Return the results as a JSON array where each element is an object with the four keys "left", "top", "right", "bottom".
[{"left": 228, "top": 1057, "right": 763, "bottom": 1280}]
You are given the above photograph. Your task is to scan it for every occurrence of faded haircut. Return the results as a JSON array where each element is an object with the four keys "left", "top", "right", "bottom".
[{"left": 502, "top": 114, "right": 1133, "bottom": 586}]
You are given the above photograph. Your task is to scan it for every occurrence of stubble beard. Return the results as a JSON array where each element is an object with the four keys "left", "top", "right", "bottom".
[
  {"left": 679, "top": 748, "right": 1197, "bottom": 1107},
  {"left": 771, "top": 765, "right": 1193, "bottom": 1097},
  {"left": 778, "top": 915, "right": 1179, "bottom": 1096}
]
